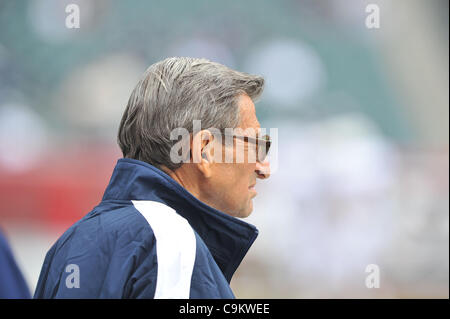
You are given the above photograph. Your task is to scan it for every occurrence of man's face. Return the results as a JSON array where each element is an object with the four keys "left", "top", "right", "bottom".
[{"left": 201, "top": 94, "right": 270, "bottom": 218}]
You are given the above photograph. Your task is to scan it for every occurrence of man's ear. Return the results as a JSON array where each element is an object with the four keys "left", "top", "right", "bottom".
[{"left": 192, "top": 129, "right": 215, "bottom": 178}]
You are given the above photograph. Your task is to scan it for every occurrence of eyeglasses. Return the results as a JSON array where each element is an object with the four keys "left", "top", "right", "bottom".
[{"left": 223, "top": 133, "right": 271, "bottom": 162}]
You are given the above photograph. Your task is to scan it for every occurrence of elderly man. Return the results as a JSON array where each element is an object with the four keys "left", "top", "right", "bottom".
[{"left": 34, "top": 57, "right": 270, "bottom": 298}]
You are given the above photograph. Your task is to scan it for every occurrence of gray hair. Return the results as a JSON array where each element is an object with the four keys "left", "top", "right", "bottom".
[{"left": 117, "top": 57, "right": 264, "bottom": 170}]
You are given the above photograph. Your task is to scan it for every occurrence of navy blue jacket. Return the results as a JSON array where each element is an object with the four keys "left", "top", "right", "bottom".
[
  {"left": 34, "top": 158, "right": 258, "bottom": 298},
  {"left": 0, "top": 230, "right": 31, "bottom": 298}
]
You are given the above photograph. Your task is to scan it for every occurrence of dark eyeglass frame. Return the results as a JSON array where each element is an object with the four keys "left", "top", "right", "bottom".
[{"left": 222, "top": 133, "right": 271, "bottom": 162}]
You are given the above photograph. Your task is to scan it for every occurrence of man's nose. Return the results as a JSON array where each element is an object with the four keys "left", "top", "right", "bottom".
[{"left": 255, "top": 160, "right": 270, "bottom": 179}]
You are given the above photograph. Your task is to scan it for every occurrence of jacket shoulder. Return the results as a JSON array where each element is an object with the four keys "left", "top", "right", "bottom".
[{"left": 34, "top": 201, "right": 159, "bottom": 298}]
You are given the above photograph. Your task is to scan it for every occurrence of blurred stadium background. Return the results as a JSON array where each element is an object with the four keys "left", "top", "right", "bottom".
[{"left": 0, "top": 0, "right": 448, "bottom": 298}]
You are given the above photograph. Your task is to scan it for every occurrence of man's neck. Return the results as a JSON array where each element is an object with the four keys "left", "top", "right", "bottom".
[{"left": 160, "top": 165, "right": 201, "bottom": 200}]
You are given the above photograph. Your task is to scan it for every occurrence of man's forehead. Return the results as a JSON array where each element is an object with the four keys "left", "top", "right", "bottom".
[{"left": 237, "top": 94, "right": 261, "bottom": 131}]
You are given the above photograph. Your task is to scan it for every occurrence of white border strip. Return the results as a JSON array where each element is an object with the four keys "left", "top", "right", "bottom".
[{"left": 132, "top": 200, "right": 196, "bottom": 298}]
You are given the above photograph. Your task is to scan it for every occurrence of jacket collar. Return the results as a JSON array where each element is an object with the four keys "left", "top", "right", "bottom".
[{"left": 102, "top": 158, "right": 258, "bottom": 282}]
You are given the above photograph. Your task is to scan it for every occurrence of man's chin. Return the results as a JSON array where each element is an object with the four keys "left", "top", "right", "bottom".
[
  {"left": 239, "top": 212, "right": 252, "bottom": 219},
  {"left": 237, "top": 202, "right": 253, "bottom": 219}
]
